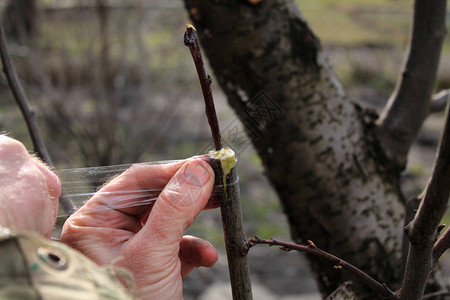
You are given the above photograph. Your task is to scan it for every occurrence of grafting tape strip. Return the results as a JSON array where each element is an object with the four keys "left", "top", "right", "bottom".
[{"left": 55, "top": 157, "right": 238, "bottom": 217}]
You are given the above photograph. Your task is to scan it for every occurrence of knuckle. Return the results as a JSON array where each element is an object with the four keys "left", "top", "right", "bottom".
[
  {"left": 158, "top": 189, "right": 185, "bottom": 211},
  {"left": 61, "top": 218, "right": 83, "bottom": 245},
  {"left": 160, "top": 187, "right": 181, "bottom": 203},
  {"left": 0, "top": 135, "right": 28, "bottom": 156}
]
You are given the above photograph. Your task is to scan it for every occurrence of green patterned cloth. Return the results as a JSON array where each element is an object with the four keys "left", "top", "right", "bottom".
[{"left": 0, "top": 228, "right": 136, "bottom": 300}]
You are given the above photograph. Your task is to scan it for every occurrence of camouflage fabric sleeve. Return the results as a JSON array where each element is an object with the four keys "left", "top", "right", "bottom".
[{"left": 0, "top": 228, "right": 137, "bottom": 300}]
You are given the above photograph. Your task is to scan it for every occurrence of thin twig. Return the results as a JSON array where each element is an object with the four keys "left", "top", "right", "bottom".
[
  {"left": 0, "top": 25, "right": 52, "bottom": 164},
  {"left": 0, "top": 24, "right": 74, "bottom": 214},
  {"left": 422, "top": 289, "right": 450, "bottom": 300},
  {"left": 430, "top": 89, "right": 450, "bottom": 114},
  {"left": 249, "top": 237, "right": 397, "bottom": 300},
  {"left": 377, "top": 0, "right": 447, "bottom": 166},
  {"left": 432, "top": 225, "right": 450, "bottom": 263},
  {"left": 400, "top": 102, "right": 450, "bottom": 300},
  {"left": 325, "top": 282, "right": 355, "bottom": 300},
  {"left": 184, "top": 24, "right": 222, "bottom": 151}
]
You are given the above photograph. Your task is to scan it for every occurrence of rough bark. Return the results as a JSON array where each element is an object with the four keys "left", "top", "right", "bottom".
[{"left": 184, "top": 0, "right": 407, "bottom": 298}]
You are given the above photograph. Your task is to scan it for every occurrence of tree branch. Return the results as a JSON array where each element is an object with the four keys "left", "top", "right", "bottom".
[
  {"left": 249, "top": 237, "right": 397, "bottom": 300},
  {"left": 184, "top": 25, "right": 222, "bottom": 151},
  {"left": 185, "top": 25, "right": 251, "bottom": 299},
  {"left": 422, "top": 289, "right": 450, "bottom": 300},
  {"left": 0, "top": 25, "right": 52, "bottom": 164},
  {"left": 210, "top": 157, "right": 253, "bottom": 300},
  {"left": 432, "top": 225, "right": 450, "bottom": 263},
  {"left": 430, "top": 89, "right": 450, "bottom": 114},
  {"left": 401, "top": 196, "right": 420, "bottom": 276},
  {"left": 0, "top": 24, "right": 74, "bottom": 214},
  {"left": 377, "top": 0, "right": 447, "bottom": 166},
  {"left": 325, "top": 282, "right": 356, "bottom": 300},
  {"left": 400, "top": 102, "right": 450, "bottom": 300}
]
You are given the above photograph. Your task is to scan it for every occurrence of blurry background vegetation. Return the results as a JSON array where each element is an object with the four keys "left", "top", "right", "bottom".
[{"left": 0, "top": 0, "right": 449, "bottom": 297}]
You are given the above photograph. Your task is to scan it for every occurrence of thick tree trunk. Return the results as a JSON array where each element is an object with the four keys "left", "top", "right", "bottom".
[{"left": 184, "top": 1, "right": 408, "bottom": 298}]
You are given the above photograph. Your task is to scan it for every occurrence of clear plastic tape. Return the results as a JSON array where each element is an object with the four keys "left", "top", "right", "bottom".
[{"left": 55, "top": 159, "right": 238, "bottom": 217}]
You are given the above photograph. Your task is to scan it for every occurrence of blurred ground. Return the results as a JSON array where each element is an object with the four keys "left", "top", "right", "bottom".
[{"left": 0, "top": 0, "right": 449, "bottom": 298}]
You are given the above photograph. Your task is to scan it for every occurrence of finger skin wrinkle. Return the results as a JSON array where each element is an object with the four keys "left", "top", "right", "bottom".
[
  {"left": 68, "top": 209, "right": 142, "bottom": 233},
  {"left": 157, "top": 190, "right": 187, "bottom": 214},
  {"left": 125, "top": 255, "right": 181, "bottom": 299},
  {"left": 129, "top": 161, "right": 186, "bottom": 190},
  {"left": 62, "top": 224, "right": 133, "bottom": 262}
]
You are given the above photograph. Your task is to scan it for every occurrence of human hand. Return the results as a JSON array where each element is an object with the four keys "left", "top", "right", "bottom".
[
  {"left": 0, "top": 135, "right": 61, "bottom": 237},
  {"left": 61, "top": 159, "right": 218, "bottom": 299}
]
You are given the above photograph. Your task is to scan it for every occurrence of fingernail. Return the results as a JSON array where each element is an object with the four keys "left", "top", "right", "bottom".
[{"left": 184, "top": 162, "right": 210, "bottom": 187}]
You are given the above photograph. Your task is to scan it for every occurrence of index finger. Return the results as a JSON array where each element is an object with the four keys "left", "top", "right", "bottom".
[{"left": 82, "top": 160, "right": 187, "bottom": 218}]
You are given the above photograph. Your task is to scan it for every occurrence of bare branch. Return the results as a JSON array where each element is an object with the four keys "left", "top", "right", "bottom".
[
  {"left": 0, "top": 24, "right": 74, "bottom": 214},
  {"left": 430, "top": 89, "right": 450, "bottom": 114},
  {"left": 184, "top": 28, "right": 252, "bottom": 298},
  {"left": 422, "top": 289, "right": 450, "bottom": 300},
  {"left": 400, "top": 102, "right": 450, "bottom": 299},
  {"left": 325, "top": 282, "right": 356, "bottom": 300},
  {"left": 249, "top": 237, "right": 397, "bottom": 300},
  {"left": 377, "top": 0, "right": 447, "bottom": 166},
  {"left": 184, "top": 24, "right": 222, "bottom": 151},
  {"left": 432, "top": 225, "right": 450, "bottom": 263},
  {"left": 0, "top": 25, "right": 52, "bottom": 164},
  {"left": 401, "top": 196, "right": 420, "bottom": 276},
  {"left": 209, "top": 157, "right": 253, "bottom": 300}
]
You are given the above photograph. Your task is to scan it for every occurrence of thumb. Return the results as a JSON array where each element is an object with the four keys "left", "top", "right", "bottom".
[
  {"left": 134, "top": 159, "right": 214, "bottom": 250},
  {"left": 119, "top": 160, "right": 214, "bottom": 299}
]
